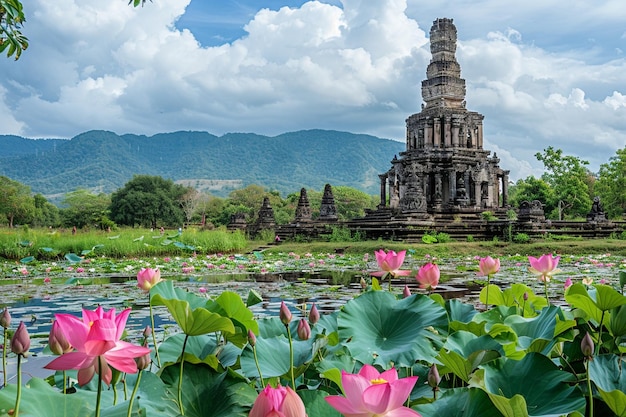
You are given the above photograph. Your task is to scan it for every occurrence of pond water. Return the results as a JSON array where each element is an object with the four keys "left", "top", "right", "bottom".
[{"left": 1, "top": 253, "right": 624, "bottom": 385}]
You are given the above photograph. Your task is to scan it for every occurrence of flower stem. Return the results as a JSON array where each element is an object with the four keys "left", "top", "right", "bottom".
[
  {"left": 485, "top": 274, "right": 491, "bottom": 309},
  {"left": 2, "top": 328, "right": 8, "bottom": 388},
  {"left": 149, "top": 299, "right": 162, "bottom": 368},
  {"left": 287, "top": 325, "right": 295, "bottom": 389},
  {"left": 126, "top": 370, "right": 143, "bottom": 417},
  {"left": 586, "top": 360, "right": 594, "bottom": 417},
  {"left": 597, "top": 311, "right": 605, "bottom": 354},
  {"left": 95, "top": 357, "right": 103, "bottom": 417},
  {"left": 62, "top": 370, "right": 67, "bottom": 394},
  {"left": 13, "top": 354, "right": 22, "bottom": 417},
  {"left": 544, "top": 280, "right": 550, "bottom": 306},
  {"left": 252, "top": 345, "right": 265, "bottom": 388},
  {"left": 178, "top": 334, "right": 189, "bottom": 416}
]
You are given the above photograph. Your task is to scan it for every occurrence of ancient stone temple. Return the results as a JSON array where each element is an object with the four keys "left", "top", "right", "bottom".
[
  {"left": 294, "top": 188, "right": 312, "bottom": 223},
  {"left": 378, "top": 18, "right": 509, "bottom": 216},
  {"left": 318, "top": 184, "right": 338, "bottom": 222}
]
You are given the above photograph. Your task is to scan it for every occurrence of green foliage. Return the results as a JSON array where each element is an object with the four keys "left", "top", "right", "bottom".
[
  {"left": 466, "top": 235, "right": 474, "bottom": 242},
  {"left": 508, "top": 176, "right": 555, "bottom": 213},
  {"left": 435, "top": 232, "right": 451, "bottom": 243},
  {"left": 59, "top": 189, "right": 111, "bottom": 229},
  {"left": 535, "top": 146, "right": 593, "bottom": 219},
  {"left": 481, "top": 211, "right": 497, "bottom": 221},
  {"left": 0, "top": 0, "right": 29, "bottom": 60},
  {"left": 513, "top": 233, "right": 530, "bottom": 243},
  {"left": 0, "top": 175, "right": 35, "bottom": 227},
  {"left": 110, "top": 175, "right": 188, "bottom": 228},
  {"left": 595, "top": 147, "right": 626, "bottom": 219}
]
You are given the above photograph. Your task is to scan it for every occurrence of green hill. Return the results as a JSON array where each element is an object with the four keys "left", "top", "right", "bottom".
[{"left": 0, "top": 129, "right": 405, "bottom": 199}]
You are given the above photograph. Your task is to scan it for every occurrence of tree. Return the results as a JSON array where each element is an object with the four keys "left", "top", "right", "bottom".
[
  {"left": 535, "top": 147, "right": 593, "bottom": 219},
  {"left": 32, "top": 193, "right": 60, "bottom": 228},
  {"left": 595, "top": 147, "right": 626, "bottom": 219},
  {"left": 109, "top": 175, "right": 188, "bottom": 228},
  {"left": 0, "top": 0, "right": 28, "bottom": 59},
  {"left": 0, "top": 176, "right": 35, "bottom": 227},
  {"left": 180, "top": 188, "right": 201, "bottom": 226},
  {"left": 508, "top": 177, "right": 556, "bottom": 215},
  {"left": 306, "top": 185, "right": 376, "bottom": 221},
  {"left": 60, "top": 189, "right": 111, "bottom": 229}
]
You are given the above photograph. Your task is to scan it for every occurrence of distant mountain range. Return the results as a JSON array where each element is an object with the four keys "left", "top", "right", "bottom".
[{"left": 0, "top": 129, "right": 405, "bottom": 201}]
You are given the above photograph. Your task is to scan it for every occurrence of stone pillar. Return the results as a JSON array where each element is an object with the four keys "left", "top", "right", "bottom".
[
  {"left": 493, "top": 176, "right": 500, "bottom": 207},
  {"left": 452, "top": 120, "right": 460, "bottom": 147},
  {"left": 464, "top": 171, "right": 471, "bottom": 196},
  {"left": 448, "top": 169, "right": 456, "bottom": 202},
  {"left": 424, "top": 121, "right": 432, "bottom": 147},
  {"left": 444, "top": 116, "right": 451, "bottom": 147},
  {"left": 502, "top": 174, "right": 509, "bottom": 207},
  {"left": 433, "top": 117, "right": 441, "bottom": 147},
  {"left": 477, "top": 123, "right": 484, "bottom": 149},
  {"left": 434, "top": 172, "right": 443, "bottom": 204},
  {"left": 379, "top": 174, "right": 387, "bottom": 208}
]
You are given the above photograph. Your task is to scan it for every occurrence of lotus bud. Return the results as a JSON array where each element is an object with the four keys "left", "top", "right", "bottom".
[
  {"left": 428, "top": 364, "right": 441, "bottom": 388},
  {"left": 0, "top": 308, "right": 10, "bottom": 328},
  {"left": 308, "top": 303, "right": 320, "bottom": 325},
  {"left": 523, "top": 292, "right": 529, "bottom": 301},
  {"left": 248, "top": 329, "right": 256, "bottom": 347},
  {"left": 297, "top": 319, "right": 311, "bottom": 341},
  {"left": 136, "top": 268, "right": 162, "bottom": 292},
  {"left": 11, "top": 321, "right": 31, "bottom": 356},
  {"left": 135, "top": 343, "right": 151, "bottom": 371},
  {"left": 142, "top": 325, "right": 151, "bottom": 339},
  {"left": 360, "top": 277, "right": 367, "bottom": 289},
  {"left": 48, "top": 320, "right": 72, "bottom": 355},
  {"left": 279, "top": 301, "right": 292, "bottom": 325},
  {"left": 581, "top": 332, "right": 594, "bottom": 358},
  {"left": 402, "top": 285, "right": 411, "bottom": 298}
]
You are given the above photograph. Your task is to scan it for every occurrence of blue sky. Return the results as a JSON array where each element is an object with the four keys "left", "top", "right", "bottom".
[{"left": 1, "top": 0, "right": 625, "bottom": 181}]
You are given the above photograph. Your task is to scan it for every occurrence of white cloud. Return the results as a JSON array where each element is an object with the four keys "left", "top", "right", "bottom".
[{"left": 0, "top": 0, "right": 624, "bottom": 179}]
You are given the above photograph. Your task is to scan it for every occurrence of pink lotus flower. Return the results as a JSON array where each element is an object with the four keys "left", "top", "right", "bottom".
[
  {"left": 371, "top": 250, "right": 411, "bottom": 278},
  {"left": 325, "top": 364, "right": 420, "bottom": 417},
  {"left": 297, "top": 319, "right": 311, "bottom": 340},
  {"left": 477, "top": 256, "right": 500, "bottom": 276},
  {"left": 137, "top": 268, "right": 162, "bottom": 292},
  {"left": 416, "top": 263, "right": 440, "bottom": 291},
  {"left": 45, "top": 306, "right": 151, "bottom": 386},
  {"left": 564, "top": 277, "right": 573, "bottom": 290},
  {"left": 249, "top": 384, "right": 307, "bottom": 417},
  {"left": 528, "top": 254, "right": 561, "bottom": 282}
]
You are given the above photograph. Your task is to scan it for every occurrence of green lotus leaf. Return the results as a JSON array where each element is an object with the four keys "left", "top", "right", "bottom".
[
  {"left": 504, "top": 305, "right": 564, "bottom": 353},
  {"left": 64, "top": 252, "right": 83, "bottom": 263},
  {"left": 589, "top": 354, "right": 626, "bottom": 417},
  {"left": 609, "top": 304, "right": 626, "bottom": 338},
  {"left": 246, "top": 289, "right": 263, "bottom": 306},
  {"left": 437, "top": 331, "right": 503, "bottom": 382},
  {"left": 0, "top": 377, "right": 90, "bottom": 417},
  {"left": 479, "top": 352, "right": 586, "bottom": 416},
  {"left": 415, "top": 387, "right": 505, "bottom": 417},
  {"left": 157, "top": 333, "right": 221, "bottom": 370},
  {"left": 160, "top": 365, "right": 257, "bottom": 417},
  {"left": 239, "top": 317, "right": 317, "bottom": 379},
  {"left": 566, "top": 283, "right": 626, "bottom": 326},
  {"left": 152, "top": 286, "right": 235, "bottom": 336},
  {"left": 337, "top": 291, "right": 448, "bottom": 367},
  {"left": 299, "top": 389, "right": 342, "bottom": 417},
  {"left": 151, "top": 279, "right": 207, "bottom": 310},
  {"left": 446, "top": 298, "right": 477, "bottom": 323},
  {"left": 19, "top": 255, "right": 35, "bottom": 263},
  {"left": 205, "top": 291, "right": 259, "bottom": 347}
]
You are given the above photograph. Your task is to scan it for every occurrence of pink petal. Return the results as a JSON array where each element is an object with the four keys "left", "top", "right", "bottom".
[
  {"left": 114, "top": 308, "right": 131, "bottom": 339},
  {"left": 384, "top": 407, "right": 421, "bottom": 417},
  {"left": 358, "top": 364, "right": 382, "bottom": 380},
  {"left": 341, "top": 372, "right": 373, "bottom": 410},
  {"left": 325, "top": 395, "right": 366, "bottom": 416},
  {"left": 363, "top": 383, "right": 392, "bottom": 414},
  {"left": 379, "top": 368, "right": 399, "bottom": 383},
  {"left": 55, "top": 313, "right": 88, "bottom": 351},
  {"left": 77, "top": 363, "right": 97, "bottom": 386},
  {"left": 45, "top": 351, "right": 94, "bottom": 371},
  {"left": 387, "top": 377, "right": 418, "bottom": 409}
]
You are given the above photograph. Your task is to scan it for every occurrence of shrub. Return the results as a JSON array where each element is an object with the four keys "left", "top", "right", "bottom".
[
  {"left": 436, "top": 232, "right": 452, "bottom": 243},
  {"left": 481, "top": 211, "right": 498, "bottom": 221},
  {"left": 466, "top": 235, "right": 474, "bottom": 242},
  {"left": 513, "top": 233, "right": 530, "bottom": 243}
]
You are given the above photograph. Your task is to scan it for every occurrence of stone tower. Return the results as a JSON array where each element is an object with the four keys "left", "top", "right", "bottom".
[{"left": 377, "top": 18, "right": 509, "bottom": 214}]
